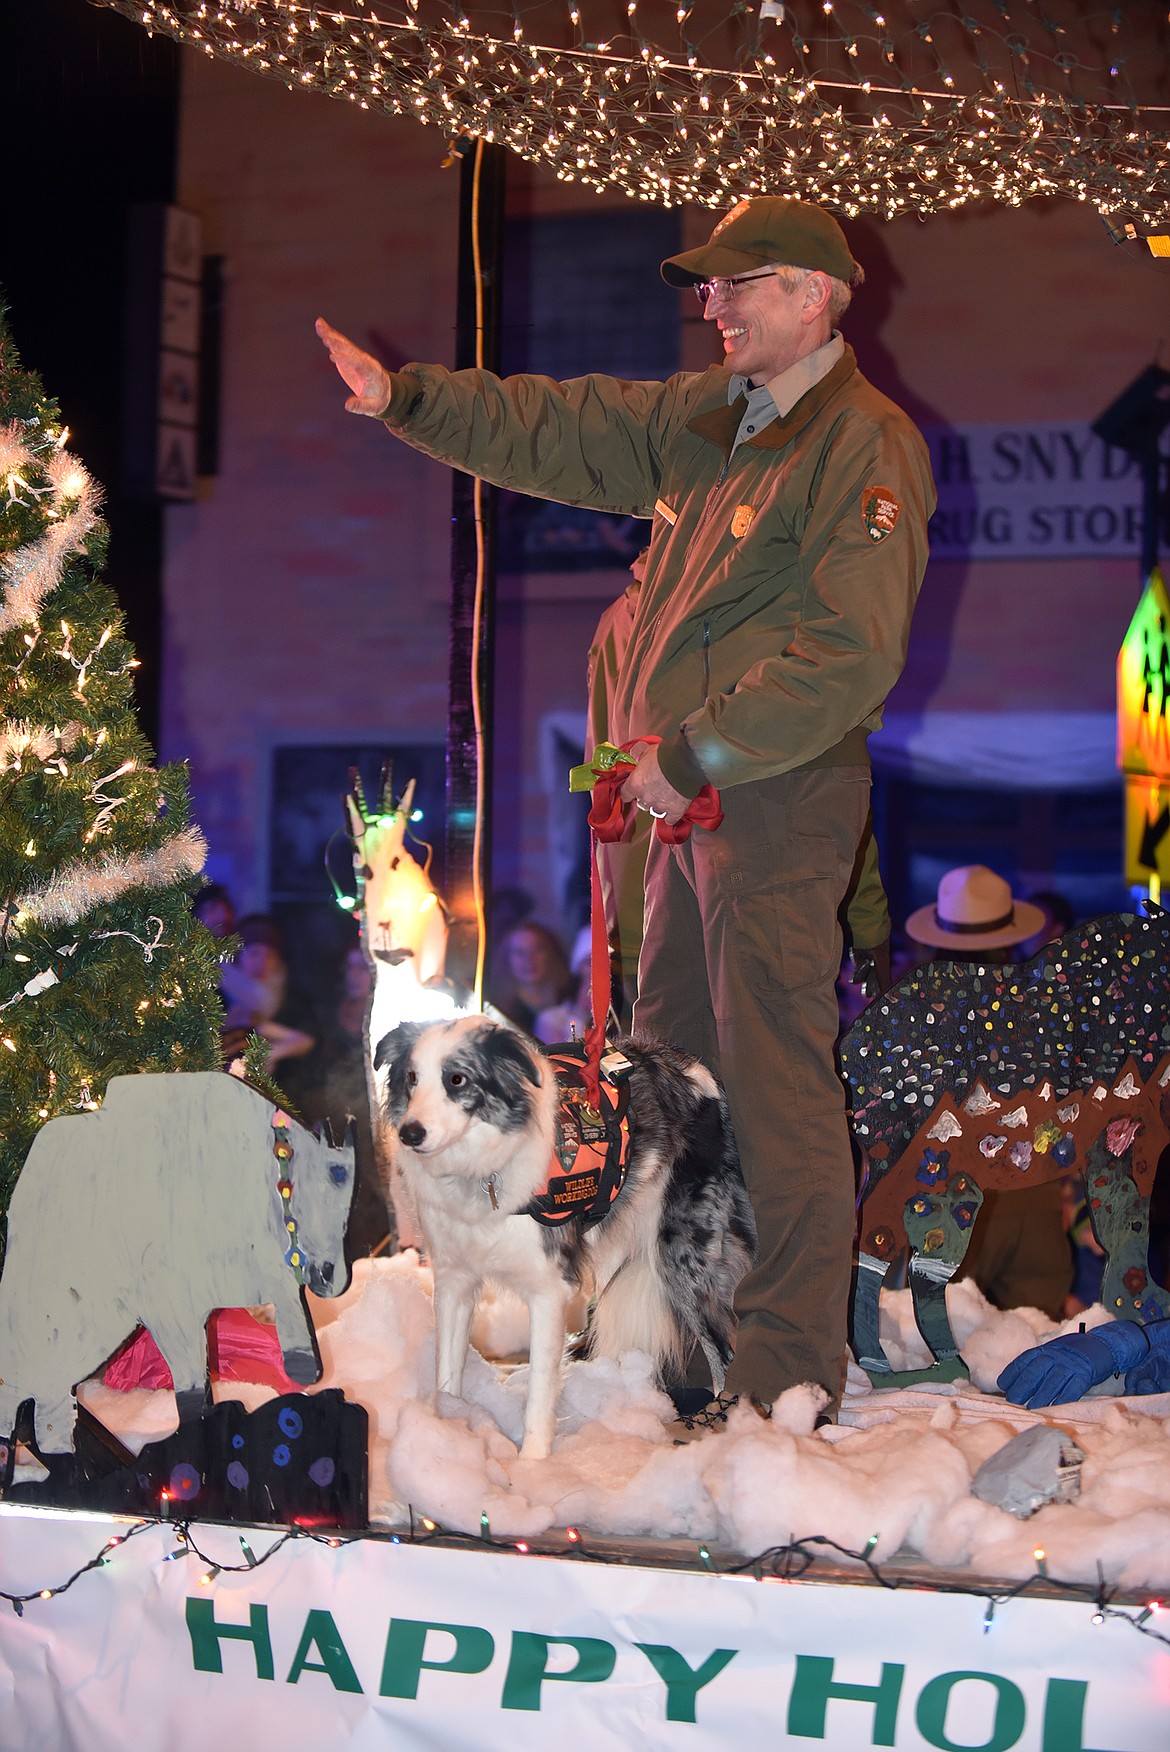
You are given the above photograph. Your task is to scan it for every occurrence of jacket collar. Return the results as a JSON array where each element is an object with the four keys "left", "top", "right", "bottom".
[{"left": 687, "top": 344, "right": 858, "bottom": 458}]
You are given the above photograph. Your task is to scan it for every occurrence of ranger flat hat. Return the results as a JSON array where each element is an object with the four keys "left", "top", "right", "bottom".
[
  {"left": 905, "top": 865, "right": 1048, "bottom": 953},
  {"left": 661, "top": 196, "right": 860, "bottom": 287}
]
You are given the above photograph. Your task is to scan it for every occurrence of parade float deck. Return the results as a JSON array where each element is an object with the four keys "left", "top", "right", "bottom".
[
  {"left": 1, "top": 1499, "right": 1166, "bottom": 1750},
  {"left": 3, "top": 1255, "right": 1168, "bottom": 1749}
]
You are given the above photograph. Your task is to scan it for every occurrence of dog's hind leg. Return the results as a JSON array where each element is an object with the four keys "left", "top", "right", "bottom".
[
  {"left": 433, "top": 1273, "right": 478, "bottom": 1399},
  {"left": 589, "top": 1252, "right": 682, "bottom": 1381},
  {"left": 520, "top": 1284, "right": 572, "bottom": 1460},
  {"left": 654, "top": 1165, "right": 755, "bottom": 1397}
]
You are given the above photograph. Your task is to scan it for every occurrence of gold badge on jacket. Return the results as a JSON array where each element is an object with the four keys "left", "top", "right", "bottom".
[
  {"left": 731, "top": 504, "right": 755, "bottom": 538},
  {"left": 861, "top": 485, "right": 901, "bottom": 543}
]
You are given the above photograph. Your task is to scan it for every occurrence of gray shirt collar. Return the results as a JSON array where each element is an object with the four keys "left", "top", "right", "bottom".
[{"left": 727, "top": 332, "right": 844, "bottom": 448}]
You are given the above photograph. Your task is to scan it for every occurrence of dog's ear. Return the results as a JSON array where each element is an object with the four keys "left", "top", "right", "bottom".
[
  {"left": 373, "top": 1020, "right": 424, "bottom": 1072},
  {"left": 480, "top": 1023, "right": 543, "bottom": 1092}
]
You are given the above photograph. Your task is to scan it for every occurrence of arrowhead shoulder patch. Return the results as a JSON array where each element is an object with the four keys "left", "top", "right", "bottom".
[
  {"left": 861, "top": 485, "right": 901, "bottom": 544},
  {"left": 713, "top": 198, "right": 752, "bottom": 236}
]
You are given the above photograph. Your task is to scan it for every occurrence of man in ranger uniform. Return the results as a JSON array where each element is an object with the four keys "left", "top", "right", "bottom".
[{"left": 318, "top": 195, "right": 935, "bottom": 1426}]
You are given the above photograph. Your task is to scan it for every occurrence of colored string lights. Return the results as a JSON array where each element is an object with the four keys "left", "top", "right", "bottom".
[
  {"left": 2, "top": 1504, "right": 1168, "bottom": 1654},
  {"left": 93, "top": 1, "right": 1170, "bottom": 220}
]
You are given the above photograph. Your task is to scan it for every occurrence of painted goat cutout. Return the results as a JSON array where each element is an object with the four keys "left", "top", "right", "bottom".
[
  {"left": 345, "top": 768, "right": 448, "bottom": 992},
  {"left": 840, "top": 908, "right": 1170, "bottom": 1386},
  {"left": 0, "top": 1072, "right": 355, "bottom": 1453},
  {"left": 345, "top": 767, "right": 456, "bottom": 1251}
]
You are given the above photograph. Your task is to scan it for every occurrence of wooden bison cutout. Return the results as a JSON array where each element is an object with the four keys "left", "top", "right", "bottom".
[
  {"left": 840, "top": 907, "right": 1170, "bottom": 1386},
  {"left": 0, "top": 1072, "right": 356, "bottom": 1453}
]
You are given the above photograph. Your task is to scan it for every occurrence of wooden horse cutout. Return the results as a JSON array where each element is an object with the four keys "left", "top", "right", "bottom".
[{"left": 841, "top": 906, "right": 1170, "bottom": 1386}]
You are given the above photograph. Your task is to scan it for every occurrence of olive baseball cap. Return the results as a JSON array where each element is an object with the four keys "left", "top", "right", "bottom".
[{"left": 661, "top": 196, "right": 860, "bottom": 287}]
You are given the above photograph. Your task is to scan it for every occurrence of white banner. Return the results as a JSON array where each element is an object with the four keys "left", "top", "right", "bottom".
[
  {"left": 0, "top": 1507, "right": 1167, "bottom": 1750},
  {"left": 923, "top": 422, "right": 1166, "bottom": 561}
]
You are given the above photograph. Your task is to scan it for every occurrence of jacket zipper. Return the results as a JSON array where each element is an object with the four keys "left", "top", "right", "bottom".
[
  {"left": 688, "top": 451, "right": 735, "bottom": 698},
  {"left": 692, "top": 454, "right": 733, "bottom": 546}
]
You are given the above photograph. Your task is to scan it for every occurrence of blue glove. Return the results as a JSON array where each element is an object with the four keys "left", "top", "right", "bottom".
[
  {"left": 1124, "top": 1319, "right": 1170, "bottom": 1395},
  {"left": 998, "top": 1321, "right": 1152, "bottom": 1409}
]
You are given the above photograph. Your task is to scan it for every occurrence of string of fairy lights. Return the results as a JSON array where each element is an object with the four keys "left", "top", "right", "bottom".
[
  {"left": 94, "top": 0, "right": 1170, "bottom": 220},
  {"left": 2, "top": 1505, "right": 1168, "bottom": 1651}
]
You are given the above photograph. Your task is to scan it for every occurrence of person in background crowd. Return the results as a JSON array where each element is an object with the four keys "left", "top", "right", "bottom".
[
  {"left": 491, "top": 887, "right": 537, "bottom": 939},
  {"left": 319, "top": 193, "right": 935, "bottom": 1432},
  {"left": 490, "top": 920, "right": 575, "bottom": 1036},
  {"left": 193, "top": 881, "right": 236, "bottom": 939},
  {"left": 192, "top": 881, "right": 252, "bottom": 1063},
  {"left": 534, "top": 927, "right": 593, "bottom": 1045},
  {"left": 487, "top": 887, "right": 536, "bottom": 1019},
  {"left": 1016, "top": 887, "right": 1076, "bottom": 961},
  {"left": 221, "top": 914, "right": 319, "bottom": 1106},
  {"left": 905, "top": 865, "right": 1073, "bottom": 1320}
]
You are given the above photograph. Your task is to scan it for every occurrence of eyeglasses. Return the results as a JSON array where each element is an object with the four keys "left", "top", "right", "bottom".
[{"left": 693, "top": 267, "right": 785, "bottom": 307}]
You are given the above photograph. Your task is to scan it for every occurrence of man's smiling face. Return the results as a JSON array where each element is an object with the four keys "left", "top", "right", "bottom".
[{"left": 704, "top": 265, "right": 827, "bottom": 385}]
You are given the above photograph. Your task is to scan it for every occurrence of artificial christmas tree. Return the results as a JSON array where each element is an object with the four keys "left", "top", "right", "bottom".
[{"left": 0, "top": 303, "right": 222, "bottom": 1241}]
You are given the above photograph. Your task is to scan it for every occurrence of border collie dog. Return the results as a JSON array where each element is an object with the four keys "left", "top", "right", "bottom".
[{"left": 375, "top": 1016, "right": 756, "bottom": 1458}]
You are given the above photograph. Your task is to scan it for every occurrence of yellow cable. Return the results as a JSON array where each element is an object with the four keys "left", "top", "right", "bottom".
[{"left": 468, "top": 138, "right": 489, "bottom": 1008}]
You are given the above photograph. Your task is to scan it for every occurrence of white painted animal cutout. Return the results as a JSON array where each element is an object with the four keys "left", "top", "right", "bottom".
[{"left": 0, "top": 1072, "right": 355, "bottom": 1452}]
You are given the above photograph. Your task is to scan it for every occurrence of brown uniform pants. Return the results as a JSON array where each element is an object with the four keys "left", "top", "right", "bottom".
[{"left": 634, "top": 765, "right": 871, "bottom": 1405}]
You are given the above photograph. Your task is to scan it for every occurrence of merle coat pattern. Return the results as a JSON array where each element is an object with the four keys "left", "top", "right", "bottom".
[{"left": 375, "top": 1016, "right": 755, "bottom": 1458}]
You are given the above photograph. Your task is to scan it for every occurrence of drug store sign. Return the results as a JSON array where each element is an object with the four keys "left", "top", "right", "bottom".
[{"left": 924, "top": 420, "right": 1166, "bottom": 560}]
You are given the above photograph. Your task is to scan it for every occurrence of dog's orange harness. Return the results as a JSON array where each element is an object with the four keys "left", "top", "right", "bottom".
[{"left": 526, "top": 1043, "right": 633, "bottom": 1229}]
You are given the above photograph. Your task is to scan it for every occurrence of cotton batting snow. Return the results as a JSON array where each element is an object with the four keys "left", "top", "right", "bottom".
[{"left": 77, "top": 1256, "right": 1170, "bottom": 1591}]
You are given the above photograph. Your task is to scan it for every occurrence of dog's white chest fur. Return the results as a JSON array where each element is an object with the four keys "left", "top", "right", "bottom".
[{"left": 412, "top": 1180, "right": 563, "bottom": 1298}]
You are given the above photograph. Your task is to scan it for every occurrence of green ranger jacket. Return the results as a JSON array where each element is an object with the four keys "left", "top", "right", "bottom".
[{"left": 378, "top": 344, "right": 935, "bottom": 801}]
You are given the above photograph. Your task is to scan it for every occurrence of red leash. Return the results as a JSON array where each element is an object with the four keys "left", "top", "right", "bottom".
[
  {"left": 580, "top": 737, "right": 722, "bottom": 1105},
  {"left": 587, "top": 735, "right": 723, "bottom": 847}
]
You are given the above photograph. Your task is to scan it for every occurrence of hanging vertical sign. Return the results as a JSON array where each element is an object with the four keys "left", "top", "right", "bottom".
[
  {"left": 1117, "top": 569, "right": 1170, "bottom": 885},
  {"left": 1124, "top": 773, "right": 1170, "bottom": 886},
  {"left": 1118, "top": 568, "right": 1170, "bottom": 778},
  {"left": 122, "top": 204, "right": 203, "bottom": 502}
]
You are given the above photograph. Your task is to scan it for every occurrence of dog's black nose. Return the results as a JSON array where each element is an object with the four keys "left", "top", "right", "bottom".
[{"left": 399, "top": 1120, "right": 426, "bottom": 1148}]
